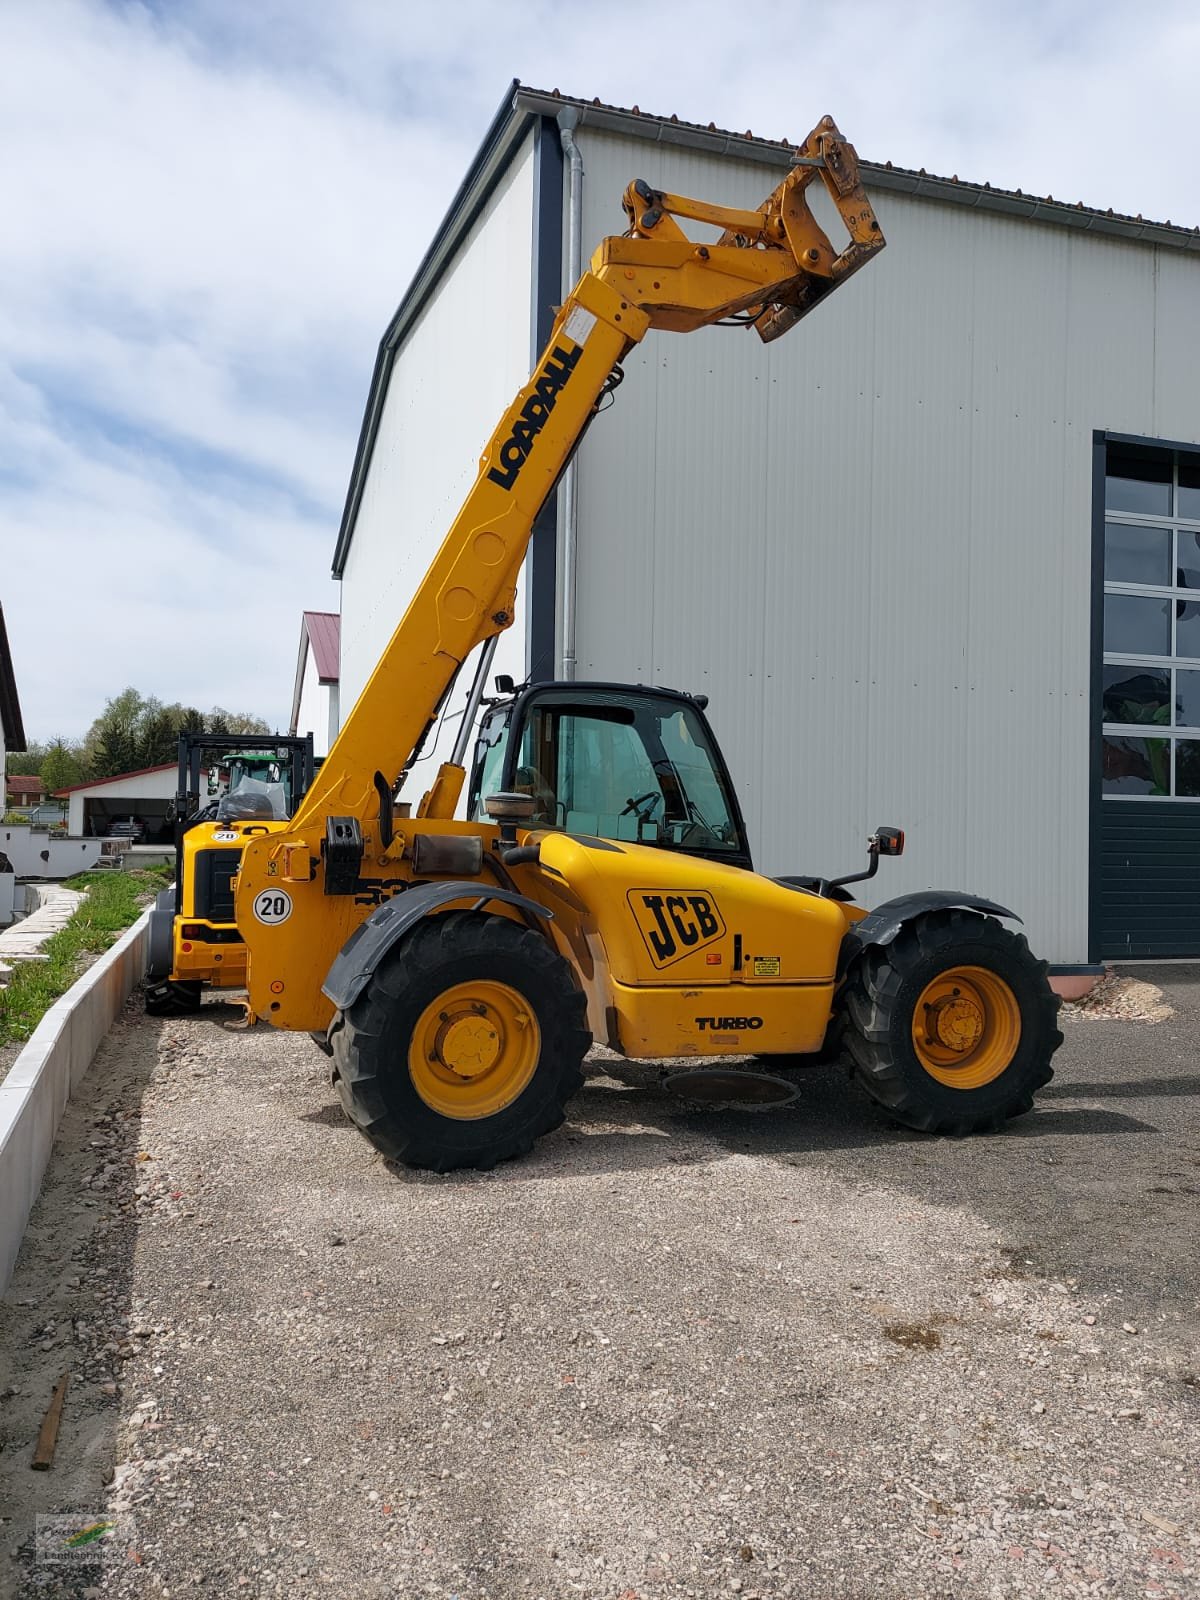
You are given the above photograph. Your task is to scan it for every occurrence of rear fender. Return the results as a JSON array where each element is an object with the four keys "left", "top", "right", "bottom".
[
  {"left": 322, "top": 881, "right": 555, "bottom": 1012},
  {"left": 837, "top": 891, "right": 1019, "bottom": 977}
]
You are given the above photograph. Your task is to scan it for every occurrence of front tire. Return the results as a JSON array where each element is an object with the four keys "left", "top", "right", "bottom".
[
  {"left": 331, "top": 912, "right": 590, "bottom": 1172},
  {"left": 840, "top": 910, "right": 1061, "bottom": 1135}
]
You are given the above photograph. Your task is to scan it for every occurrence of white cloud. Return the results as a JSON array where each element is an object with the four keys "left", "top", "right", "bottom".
[{"left": 0, "top": 0, "right": 1194, "bottom": 739}]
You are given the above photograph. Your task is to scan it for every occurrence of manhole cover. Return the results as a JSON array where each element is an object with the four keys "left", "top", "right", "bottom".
[{"left": 663, "top": 1068, "right": 799, "bottom": 1107}]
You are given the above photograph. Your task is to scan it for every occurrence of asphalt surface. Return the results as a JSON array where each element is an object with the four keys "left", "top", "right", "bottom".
[{"left": 0, "top": 966, "right": 1197, "bottom": 1599}]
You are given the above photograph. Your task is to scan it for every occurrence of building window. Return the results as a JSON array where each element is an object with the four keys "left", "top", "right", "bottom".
[{"left": 1102, "top": 445, "right": 1200, "bottom": 799}]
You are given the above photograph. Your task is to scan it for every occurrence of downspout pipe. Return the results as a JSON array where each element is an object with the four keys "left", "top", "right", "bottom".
[{"left": 557, "top": 108, "right": 584, "bottom": 680}]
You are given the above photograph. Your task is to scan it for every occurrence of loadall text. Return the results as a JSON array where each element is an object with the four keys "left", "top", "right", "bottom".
[{"left": 486, "top": 343, "right": 583, "bottom": 491}]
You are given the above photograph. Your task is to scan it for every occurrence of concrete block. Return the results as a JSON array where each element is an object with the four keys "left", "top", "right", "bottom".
[
  {"left": 0, "top": 826, "right": 102, "bottom": 878},
  {"left": 0, "top": 909, "right": 150, "bottom": 1295},
  {"left": 1049, "top": 969, "right": 1105, "bottom": 1001}
]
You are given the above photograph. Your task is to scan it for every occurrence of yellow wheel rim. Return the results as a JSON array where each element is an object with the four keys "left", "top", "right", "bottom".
[
  {"left": 408, "top": 980, "right": 540, "bottom": 1120},
  {"left": 911, "top": 965, "right": 1021, "bottom": 1089}
]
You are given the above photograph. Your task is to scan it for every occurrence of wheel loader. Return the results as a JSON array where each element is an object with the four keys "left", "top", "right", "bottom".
[
  {"left": 184, "top": 115, "right": 1060, "bottom": 1168},
  {"left": 145, "top": 732, "right": 315, "bottom": 1015}
]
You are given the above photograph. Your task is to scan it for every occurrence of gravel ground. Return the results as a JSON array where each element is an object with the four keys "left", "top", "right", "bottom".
[
  {"left": 1, "top": 967, "right": 1198, "bottom": 1599},
  {"left": 0, "top": 1042, "right": 22, "bottom": 1086},
  {"left": 1062, "top": 975, "right": 1175, "bottom": 1025}
]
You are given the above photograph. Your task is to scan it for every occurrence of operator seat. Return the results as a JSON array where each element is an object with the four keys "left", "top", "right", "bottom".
[{"left": 513, "top": 765, "right": 559, "bottom": 827}]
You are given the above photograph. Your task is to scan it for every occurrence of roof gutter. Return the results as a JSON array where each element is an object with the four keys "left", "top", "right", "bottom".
[{"left": 514, "top": 87, "right": 1200, "bottom": 255}]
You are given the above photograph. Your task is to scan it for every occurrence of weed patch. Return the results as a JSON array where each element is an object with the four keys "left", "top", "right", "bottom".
[{"left": 0, "top": 870, "right": 167, "bottom": 1048}]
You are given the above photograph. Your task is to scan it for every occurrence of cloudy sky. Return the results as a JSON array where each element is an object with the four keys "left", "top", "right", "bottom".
[{"left": 2, "top": 0, "right": 1196, "bottom": 742}]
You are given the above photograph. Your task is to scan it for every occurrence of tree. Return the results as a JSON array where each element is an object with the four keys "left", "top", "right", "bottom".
[
  {"left": 210, "top": 708, "right": 272, "bottom": 736},
  {"left": 40, "top": 739, "right": 85, "bottom": 795},
  {"left": 138, "top": 706, "right": 181, "bottom": 768},
  {"left": 86, "top": 688, "right": 147, "bottom": 778},
  {"left": 81, "top": 689, "right": 273, "bottom": 777},
  {"left": 4, "top": 742, "right": 47, "bottom": 777}
]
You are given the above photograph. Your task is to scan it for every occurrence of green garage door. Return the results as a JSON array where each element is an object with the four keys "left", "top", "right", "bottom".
[{"left": 1098, "top": 439, "right": 1200, "bottom": 958}]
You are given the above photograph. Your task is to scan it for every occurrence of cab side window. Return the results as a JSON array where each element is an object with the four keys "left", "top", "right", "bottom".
[{"left": 518, "top": 709, "right": 664, "bottom": 839}]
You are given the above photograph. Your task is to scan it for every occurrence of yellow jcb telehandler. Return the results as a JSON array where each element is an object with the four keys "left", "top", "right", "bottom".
[{"left": 178, "top": 115, "right": 1061, "bottom": 1169}]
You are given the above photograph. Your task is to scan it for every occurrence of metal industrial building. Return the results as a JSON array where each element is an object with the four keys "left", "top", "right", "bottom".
[{"left": 330, "top": 84, "right": 1200, "bottom": 968}]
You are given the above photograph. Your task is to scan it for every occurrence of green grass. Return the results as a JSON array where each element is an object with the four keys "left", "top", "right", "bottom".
[{"left": 0, "top": 867, "right": 172, "bottom": 1048}]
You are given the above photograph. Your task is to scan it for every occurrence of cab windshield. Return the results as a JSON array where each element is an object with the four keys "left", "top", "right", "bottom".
[{"left": 472, "top": 690, "right": 746, "bottom": 859}]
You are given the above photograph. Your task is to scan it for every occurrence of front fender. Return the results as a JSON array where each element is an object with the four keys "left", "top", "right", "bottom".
[
  {"left": 322, "top": 881, "right": 554, "bottom": 1012},
  {"left": 838, "top": 890, "right": 1019, "bottom": 976}
]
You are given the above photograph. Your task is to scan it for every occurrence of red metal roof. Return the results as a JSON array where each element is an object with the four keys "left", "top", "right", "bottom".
[
  {"left": 54, "top": 762, "right": 176, "bottom": 797},
  {"left": 304, "top": 611, "right": 340, "bottom": 682}
]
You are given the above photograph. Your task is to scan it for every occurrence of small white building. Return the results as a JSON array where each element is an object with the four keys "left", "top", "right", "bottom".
[
  {"left": 58, "top": 764, "right": 177, "bottom": 840},
  {"left": 329, "top": 85, "right": 1200, "bottom": 968},
  {"left": 289, "top": 611, "right": 340, "bottom": 758}
]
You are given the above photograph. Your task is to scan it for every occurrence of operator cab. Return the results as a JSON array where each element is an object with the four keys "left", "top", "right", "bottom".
[{"left": 467, "top": 682, "right": 753, "bottom": 871}]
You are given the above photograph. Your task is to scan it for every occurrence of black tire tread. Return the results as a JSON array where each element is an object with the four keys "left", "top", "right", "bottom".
[
  {"left": 144, "top": 979, "right": 203, "bottom": 1017},
  {"left": 839, "top": 910, "right": 1062, "bottom": 1136},
  {"left": 332, "top": 912, "right": 589, "bottom": 1172}
]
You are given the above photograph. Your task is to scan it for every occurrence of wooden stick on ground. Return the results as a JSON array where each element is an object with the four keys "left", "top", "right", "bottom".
[{"left": 31, "top": 1371, "right": 70, "bottom": 1471}]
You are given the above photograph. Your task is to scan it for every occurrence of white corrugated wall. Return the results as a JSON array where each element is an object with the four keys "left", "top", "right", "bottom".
[
  {"left": 338, "top": 131, "right": 535, "bottom": 802},
  {"left": 569, "top": 129, "right": 1200, "bottom": 963},
  {"left": 295, "top": 653, "right": 334, "bottom": 759}
]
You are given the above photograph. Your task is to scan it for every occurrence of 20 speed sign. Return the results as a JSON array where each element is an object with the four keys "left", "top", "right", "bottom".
[{"left": 253, "top": 889, "right": 293, "bottom": 925}]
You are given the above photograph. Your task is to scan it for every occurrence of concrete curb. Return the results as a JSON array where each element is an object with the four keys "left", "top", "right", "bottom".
[{"left": 0, "top": 909, "right": 151, "bottom": 1295}]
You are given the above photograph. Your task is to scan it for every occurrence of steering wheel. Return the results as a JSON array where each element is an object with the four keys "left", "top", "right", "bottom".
[{"left": 620, "top": 790, "right": 662, "bottom": 822}]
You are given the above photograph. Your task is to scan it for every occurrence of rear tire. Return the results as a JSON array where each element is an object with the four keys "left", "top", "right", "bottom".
[
  {"left": 840, "top": 910, "right": 1061, "bottom": 1135},
  {"left": 144, "top": 978, "right": 203, "bottom": 1017},
  {"left": 331, "top": 912, "right": 590, "bottom": 1172}
]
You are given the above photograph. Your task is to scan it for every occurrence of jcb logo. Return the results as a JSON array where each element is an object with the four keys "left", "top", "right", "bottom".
[{"left": 628, "top": 889, "right": 726, "bottom": 969}]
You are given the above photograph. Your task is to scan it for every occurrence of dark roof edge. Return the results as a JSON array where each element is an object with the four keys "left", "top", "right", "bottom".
[
  {"left": 516, "top": 87, "right": 1200, "bottom": 252},
  {"left": 333, "top": 81, "right": 1200, "bottom": 579},
  {"left": 0, "top": 605, "right": 27, "bottom": 753},
  {"left": 331, "top": 79, "right": 534, "bottom": 577}
]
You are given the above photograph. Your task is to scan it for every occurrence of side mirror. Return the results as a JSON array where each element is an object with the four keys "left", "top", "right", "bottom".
[
  {"left": 484, "top": 792, "right": 538, "bottom": 823},
  {"left": 874, "top": 826, "right": 904, "bottom": 857},
  {"left": 484, "top": 790, "right": 538, "bottom": 845}
]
